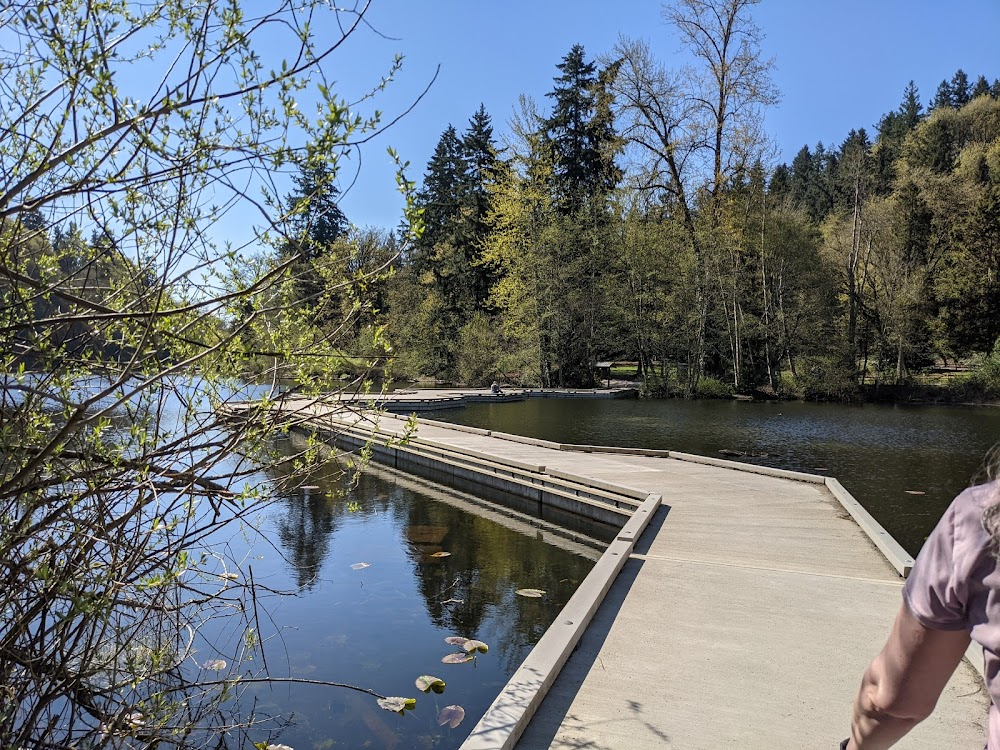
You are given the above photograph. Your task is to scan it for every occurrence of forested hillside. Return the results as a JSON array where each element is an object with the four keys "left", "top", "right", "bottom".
[{"left": 265, "top": 2, "right": 1000, "bottom": 400}]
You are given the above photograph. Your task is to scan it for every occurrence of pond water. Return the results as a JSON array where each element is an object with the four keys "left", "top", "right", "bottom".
[
  {"left": 233, "top": 441, "right": 601, "bottom": 750},
  {"left": 421, "top": 398, "right": 1000, "bottom": 556}
]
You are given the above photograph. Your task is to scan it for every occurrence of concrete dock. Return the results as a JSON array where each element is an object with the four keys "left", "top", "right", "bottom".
[
  {"left": 309, "top": 385, "right": 639, "bottom": 412},
  {"left": 224, "top": 397, "right": 990, "bottom": 749}
]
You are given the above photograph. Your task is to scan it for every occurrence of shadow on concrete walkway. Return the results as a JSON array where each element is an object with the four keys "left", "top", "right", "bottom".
[{"left": 516, "top": 506, "right": 673, "bottom": 750}]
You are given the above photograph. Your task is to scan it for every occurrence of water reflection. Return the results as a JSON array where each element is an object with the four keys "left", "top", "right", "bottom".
[
  {"left": 256, "top": 437, "right": 600, "bottom": 750},
  {"left": 275, "top": 487, "right": 337, "bottom": 590}
]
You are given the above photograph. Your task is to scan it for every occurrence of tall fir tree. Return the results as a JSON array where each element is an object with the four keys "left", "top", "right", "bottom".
[
  {"left": 280, "top": 161, "right": 350, "bottom": 325},
  {"left": 930, "top": 79, "right": 954, "bottom": 110},
  {"left": 285, "top": 161, "right": 349, "bottom": 262},
  {"left": 460, "top": 105, "right": 500, "bottom": 307},
  {"left": 875, "top": 83, "right": 923, "bottom": 192},
  {"left": 413, "top": 125, "right": 467, "bottom": 273},
  {"left": 951, "top": 69, "right": 971, "bottom": 106},
  {"left": 972, "top": 75, "right": 992, "bottom": 99},
  {"left": 543, "top": 44, "right": 622, "bottom": 215}
]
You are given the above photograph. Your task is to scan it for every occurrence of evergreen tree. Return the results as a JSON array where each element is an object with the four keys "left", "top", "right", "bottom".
[
  {"left": 899, "top": 80, "right": 923, "bottom": 128},
  {"left": 402, "top": 110, "right": 500, "bottom": 379},
  {"left": 281, "top": 161, "right": 350, "bottom": 324},
  {"left": 413, "top": 125, "right": 467, "bottom": 269},
  {"left": 460, "top": 105, "right": 500, "bottom": 307},
  {"left": 788, "top": 144, "right": 834, "bottom": 222},
  {"left": 285, "top": 161, "right": 349, "bottom": 261},
  {"left": 951, "top": 69, "right": 971, "bottom": 106},
  {"left": 930, "top": 79, "right": 953, "bottom": 110},
  {"left": 972, "top": 75, "right": 992, "bottom": 99},
  {"left": 875, "top": 82, "right": 924, "bottom": 192},
  {"left": 543, "top": 44, "right": 621, "bottom": 215}
]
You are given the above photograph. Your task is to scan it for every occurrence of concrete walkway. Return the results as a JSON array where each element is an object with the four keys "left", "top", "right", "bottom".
[
  {"left": 316, "top": 385, "right": 638, "bottom": 412},
  {"left": 233, "top": 401, "right": 990, "bottom": 748}
]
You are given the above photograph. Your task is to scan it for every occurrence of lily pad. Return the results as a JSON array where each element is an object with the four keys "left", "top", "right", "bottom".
[
  {"left": 444, "top": 636, "right": 468, "bottom": 646},
  {"left": 441, "top": 653, "right": 474, "bottom": 665},
  {"left": 462, "top": 639, "right": 489, "bottom": 654},
  {"left": 415, "top": 675, "right": 446, "bottom": 694},
  {"left": 350, "top": 562, "right": 371, "bottom": 571},
  {"left": 376, "top": 696, "right": 416, "bottom": 715},
  {"left": 437, "top": 704, "right": 466, "bottom": 729},
  {"left": 515, "top": 588, "right": 545, "bottom": 598}
]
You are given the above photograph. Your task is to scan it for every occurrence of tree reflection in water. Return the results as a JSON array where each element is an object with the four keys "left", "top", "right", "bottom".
[{"left": 260, "top": 432, "right": 602, "bottom": 750}]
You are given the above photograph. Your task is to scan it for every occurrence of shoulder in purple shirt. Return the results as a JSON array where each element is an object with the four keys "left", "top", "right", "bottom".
[{"left": 903, "top": 480, "right": 1000, "bottom": 746}]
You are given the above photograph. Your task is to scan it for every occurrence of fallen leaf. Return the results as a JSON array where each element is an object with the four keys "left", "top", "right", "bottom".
[
  {"left": 415, "top": 675, "right": 446, "bottom": 693},
  {"left": 515, "top": 588, "right": 545, "bottom": 598},
  {"left": 350, "top": 562, "right": 371, "bottom": 571},
  {"left": 218, "top": 572, "right": 239, "bottom": 581},
  {"left": 376, "top": 696, "right": 416, "bottom": 715},
  {"left": 429, "top": 551, "right": 451, "bottom": 558},
  {"left": 904, "top": 490, "right": 925, "bottom": 495},
  {"left": 202, "top": 659, "right": 227, "bottom": 671},
  {"left": 437, "top": 704, "right": 466, "bottom": 729}
]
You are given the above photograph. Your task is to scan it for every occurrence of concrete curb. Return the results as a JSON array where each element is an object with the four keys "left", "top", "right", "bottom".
[
  {"left": 460, "top": 493, "right": 662, "bottom": 750},
  {"left": 825, "top": 477, "right": 915, "bottom": 578},
  {"left": 667, "top": 450, "right": 828, "bottom": 484}
]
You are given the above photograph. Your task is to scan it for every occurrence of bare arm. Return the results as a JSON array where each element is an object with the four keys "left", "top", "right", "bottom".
[{"left": 847, "top": 601, "right": 971, "bottom": 749}]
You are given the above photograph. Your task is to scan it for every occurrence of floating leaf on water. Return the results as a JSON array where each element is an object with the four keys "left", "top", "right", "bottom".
[
  {"left": 436, "top": 705, "right": 466, "bottom": 729},
  {"left": 444, "top": 636, "right": 468, "bottom": 646},
  {"left": 265, "top": 744, "right": 294, "bottom": 750},
  {"left": 441, "top": 653, "right": 473, "bottom": 665},
  {"left": 415, "top": 675, "right": 446, "bottom": 693},
  {"left": 462, "top": 639, "right": 489, "bottom": 654},
  {"left": 376, "top": 696, "right": 416, "bottom": 715},
  {"left": 202, "top": 659, "right": 227, "bottom": 671},
  {"left": 429, "top": 551, "right": 451, "bottom": 558},
  {"left": 350, "top": 562, "right": 371, "bottom": 571},
  {"left": 218, "top": 572, "right": 239, "bottom": 581},
  {"left": 515, "top": 588, "right": 545, "bottom": 598},
  {"left": 125, "top": 711, "right": 145, "bottom": 728},
  {"left": 904, "top": 490, "right": 926, "bottom": 495}
]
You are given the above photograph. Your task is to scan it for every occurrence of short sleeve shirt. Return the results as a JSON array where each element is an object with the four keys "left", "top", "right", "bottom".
[{"left": 903, "top": 481, "right": 1000, "bottom": 747}]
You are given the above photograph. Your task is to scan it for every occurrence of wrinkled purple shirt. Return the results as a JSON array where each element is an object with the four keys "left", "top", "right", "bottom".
[{"left": 903, "top": 481, "right": 1000, "bottom": 747}]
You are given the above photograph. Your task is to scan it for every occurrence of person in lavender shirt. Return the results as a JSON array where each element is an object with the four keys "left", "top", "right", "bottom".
[{"left": 841, "top": 459, "right": 1000, "bottom": 749}]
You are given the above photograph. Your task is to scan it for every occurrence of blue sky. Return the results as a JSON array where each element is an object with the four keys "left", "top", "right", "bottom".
[{"left": 292, "top": 0, "right": 1000, "bottom": 233}]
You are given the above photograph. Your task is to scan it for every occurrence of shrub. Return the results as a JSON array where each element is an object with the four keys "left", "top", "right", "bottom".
[{"left": 694, "top": 376, "right": 735, "bottom": 399}]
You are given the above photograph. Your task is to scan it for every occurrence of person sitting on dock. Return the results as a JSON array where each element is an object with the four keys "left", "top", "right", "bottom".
[
  {"left": 490, "top": 381, "right": 503, "bottom": 396},
  {"left": 841, "top": 452, "right": 1000, "bottom": 749}
]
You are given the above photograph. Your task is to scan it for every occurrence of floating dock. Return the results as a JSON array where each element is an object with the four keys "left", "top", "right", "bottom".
[
  {"left": 221, "top": 395, "right": 988, "bottom": 749},
  {"left": 310, "top": 385, "right": 639, "bottom": 412}
]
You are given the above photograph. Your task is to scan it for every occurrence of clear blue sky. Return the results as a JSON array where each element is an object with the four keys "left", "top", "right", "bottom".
[{"left": 292, "top": 0, "right": 1000, "bottom": 233}]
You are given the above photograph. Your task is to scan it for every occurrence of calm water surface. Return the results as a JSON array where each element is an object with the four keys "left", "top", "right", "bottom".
[
  {"left": 237, "top": 449, "right": 599, "bottom": 750},
  {"left": 422, "top": 398, "right": 1000, "bottom": 555}
]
